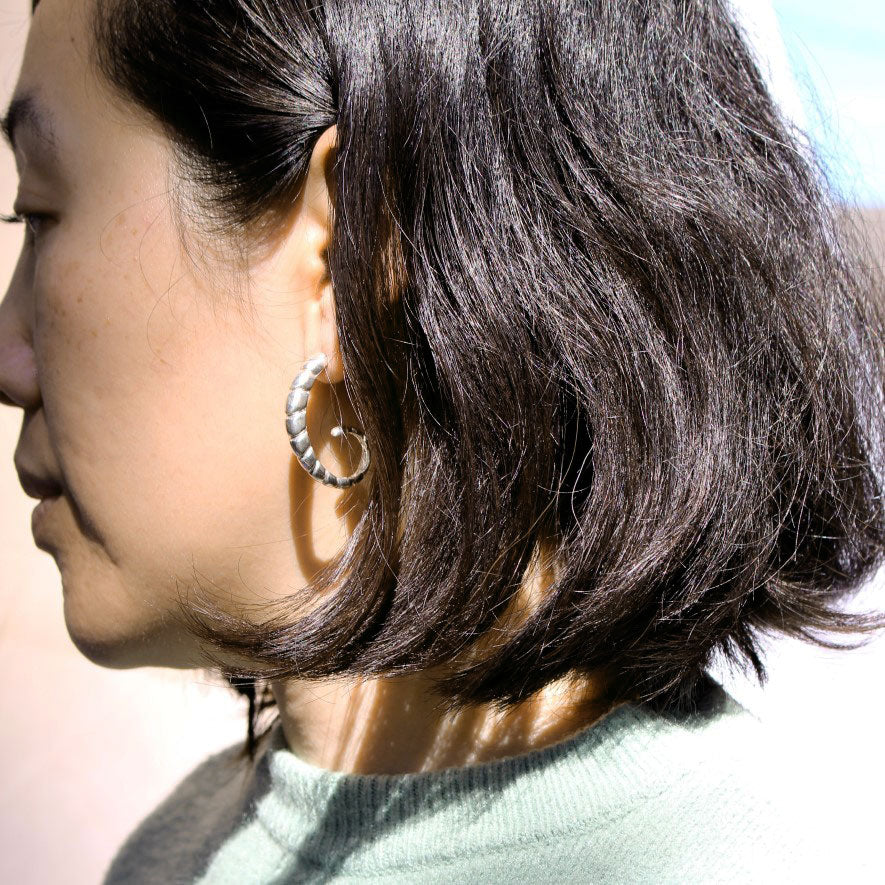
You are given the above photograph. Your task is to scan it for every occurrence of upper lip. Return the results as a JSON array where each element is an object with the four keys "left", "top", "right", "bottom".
[{"left": 15, "top": 468, "right": 64, "bottom": 500}]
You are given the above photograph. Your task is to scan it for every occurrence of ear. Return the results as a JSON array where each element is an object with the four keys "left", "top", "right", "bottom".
[{"left": 299, "top": 124, "right": 343, "bottom": 384}]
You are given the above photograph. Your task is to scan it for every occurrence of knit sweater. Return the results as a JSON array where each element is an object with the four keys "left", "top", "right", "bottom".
[{"left": 100, "top": 678, "right": 870, "bottom": 883}]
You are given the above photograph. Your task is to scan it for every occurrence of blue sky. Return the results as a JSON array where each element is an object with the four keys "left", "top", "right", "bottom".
[{"left": 772, "top": 0, "right": 885, "bottom": 205}]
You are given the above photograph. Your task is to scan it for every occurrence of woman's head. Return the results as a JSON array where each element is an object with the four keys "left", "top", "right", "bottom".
[{"left": 2, "top": 0, "right": 884, "bottom": 737}]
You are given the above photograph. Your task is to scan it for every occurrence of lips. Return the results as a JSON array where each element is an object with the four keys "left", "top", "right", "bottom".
[{"left": 16, "top": 469, "right": 64, "bottom": 500}]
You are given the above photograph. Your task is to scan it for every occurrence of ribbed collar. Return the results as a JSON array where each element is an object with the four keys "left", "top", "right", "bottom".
[{"left": 246, "top": 682, "right": 752, "bottom": 873}]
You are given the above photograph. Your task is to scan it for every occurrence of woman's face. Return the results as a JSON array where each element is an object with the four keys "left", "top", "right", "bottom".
[{"left": 0, "top": 0, "right": 353, "bottom": 669}]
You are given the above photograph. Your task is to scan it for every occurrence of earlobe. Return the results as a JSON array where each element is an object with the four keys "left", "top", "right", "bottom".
[
  {"left": 301, "top": 281, "right": 343, "bottom": 385},
  {"left": 316, "top": 283, "right": 345, "bottom": 385}
]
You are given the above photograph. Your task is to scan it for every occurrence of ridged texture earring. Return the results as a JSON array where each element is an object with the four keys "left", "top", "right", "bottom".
[{"left": 285, "top": 352, "right": 371, "bottom": 488}]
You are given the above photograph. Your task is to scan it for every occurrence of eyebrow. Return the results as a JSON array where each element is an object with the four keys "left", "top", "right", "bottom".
[{"left": 0, "top": 93, "right": 58, "bottom": 159}]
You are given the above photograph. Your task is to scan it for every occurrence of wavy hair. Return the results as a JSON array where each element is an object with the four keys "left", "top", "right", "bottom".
[{"left": 84, "top": 0, "right": 885, "bottom": 758}]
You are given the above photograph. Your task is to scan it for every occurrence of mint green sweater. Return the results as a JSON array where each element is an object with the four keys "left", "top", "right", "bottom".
[{"left": 101, "top": 680, "right": 865, "bottom": 883}]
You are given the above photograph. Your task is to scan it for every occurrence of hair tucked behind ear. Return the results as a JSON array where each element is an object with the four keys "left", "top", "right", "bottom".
[{"left": 91, "top": 0, "right": 885, "bottom": 761}]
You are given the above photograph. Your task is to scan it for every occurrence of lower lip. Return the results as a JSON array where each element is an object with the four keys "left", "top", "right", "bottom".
[{"left": 32, "top": 494, "right": 62, "bottom": 535}]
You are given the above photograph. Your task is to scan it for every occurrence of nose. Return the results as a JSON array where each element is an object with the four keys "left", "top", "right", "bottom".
[{"left": 0, "top": 248, "right": 40, "bottom": 411}]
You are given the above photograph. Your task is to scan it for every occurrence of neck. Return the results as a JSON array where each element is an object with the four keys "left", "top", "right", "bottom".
[{"left": 268, "top": 670, "right": 617, "bottom": 775}]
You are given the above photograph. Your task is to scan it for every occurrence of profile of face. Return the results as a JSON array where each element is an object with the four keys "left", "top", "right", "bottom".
[{"left": 0, "top": 0, "right": 361, "bottom": 671}]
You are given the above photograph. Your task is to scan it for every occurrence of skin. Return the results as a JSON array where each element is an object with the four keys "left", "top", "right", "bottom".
[{"left": 0, "top": 0, "right": 614, "bottom": 775}]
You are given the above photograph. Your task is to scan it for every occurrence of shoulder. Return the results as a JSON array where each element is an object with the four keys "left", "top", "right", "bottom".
[
  {"left": 531, "top": 688, "right": 874, "bottom": 883},
  {"left": 366, "top": 690, "right": 872, "bottom": 885},
  {"left": 101, "top": 739, "right": 255, "bottom": 885}
]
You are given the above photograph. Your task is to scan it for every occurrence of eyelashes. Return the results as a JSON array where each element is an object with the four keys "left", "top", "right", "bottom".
[{"left": 1, "top": 211, "right": 48, "bottom": 238}]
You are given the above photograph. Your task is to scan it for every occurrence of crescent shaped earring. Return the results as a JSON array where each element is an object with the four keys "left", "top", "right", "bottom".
[{"left": 285, "top": 352, "right": 371, "bottom": 488}]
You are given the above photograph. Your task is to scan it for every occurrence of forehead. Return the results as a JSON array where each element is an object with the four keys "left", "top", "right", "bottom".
[
  {"left": 0, "top": 3, "right": 78, "bottom": 178},
  {"left": 17, "top": 0, "right": 94, "bottom": 93},
  {"left": 4, "top": 0, "right": 156, "bottom": 175}
]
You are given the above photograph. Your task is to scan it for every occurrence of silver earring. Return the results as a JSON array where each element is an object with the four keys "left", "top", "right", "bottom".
[{"left": 285, "top": 352, "right": 371, "bottom": 488}]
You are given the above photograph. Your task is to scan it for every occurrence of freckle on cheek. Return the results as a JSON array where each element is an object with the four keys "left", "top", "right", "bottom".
[{"left": 62, "top": 258, "right": 83, "bottom": 278}]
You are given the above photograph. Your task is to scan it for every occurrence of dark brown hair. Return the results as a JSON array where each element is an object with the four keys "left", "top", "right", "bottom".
[{"left": 83, "top": 0, "right": 885, "bottom": 759}]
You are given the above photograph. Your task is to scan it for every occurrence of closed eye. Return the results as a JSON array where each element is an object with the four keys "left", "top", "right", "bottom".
[{"left": 1, "top": 210, "right": 49, "bottom": 238}]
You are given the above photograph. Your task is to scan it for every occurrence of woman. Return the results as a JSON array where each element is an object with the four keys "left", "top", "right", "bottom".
[{"left": 1, "top": 0, "right": 882, "bottom": 881}]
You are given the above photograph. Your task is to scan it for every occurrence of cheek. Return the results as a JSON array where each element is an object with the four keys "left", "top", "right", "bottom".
[{"left": 33, "top": 218, "right": 292, "bottom": 578}]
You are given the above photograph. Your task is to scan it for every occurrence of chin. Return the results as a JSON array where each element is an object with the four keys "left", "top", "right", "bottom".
[
  {"left": 65, "top": 626, "right": 201, "bottom": 670},
  {"left": 61, "top": 587, "right": 199, "bottom": 671},
  {"left": 65, "top": 628, "right": 143, "bottom": 669}
]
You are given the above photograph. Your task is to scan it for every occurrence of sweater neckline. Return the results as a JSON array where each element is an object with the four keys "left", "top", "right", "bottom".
[{"left": 247, "top": 679, "right": 751, "bottom": 866}]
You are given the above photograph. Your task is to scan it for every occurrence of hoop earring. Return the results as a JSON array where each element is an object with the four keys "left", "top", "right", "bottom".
[{"left": 285, "top": 352, "right": 371, "bottom": 488}]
